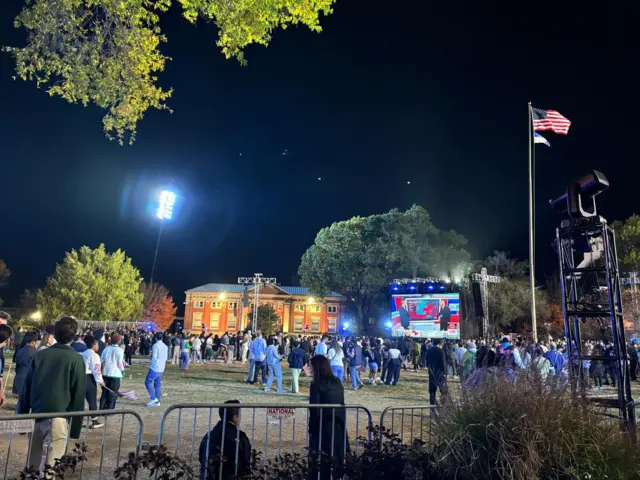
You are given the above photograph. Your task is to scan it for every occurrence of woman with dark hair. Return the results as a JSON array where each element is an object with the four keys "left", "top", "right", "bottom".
[
  {"left": 13, "top": 331, "right": 38, "bottom": 395},
  {"left": 308, "top": 355, "right": 350, "bottom": 479}
]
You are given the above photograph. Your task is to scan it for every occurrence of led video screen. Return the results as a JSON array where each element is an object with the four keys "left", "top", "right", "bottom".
[{"left": 390, "top": 293, "right": 460, "bottom": 339}]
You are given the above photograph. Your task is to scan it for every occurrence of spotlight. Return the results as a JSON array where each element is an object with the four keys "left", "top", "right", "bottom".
[
  {"left": 407, "top": 283, "right": 417, "bottom": 292},
  {"left": 427, "top": 283, "right": 434, "bottom": 291},
  {"left": 549, "top": 170, "right": 609, "bottom": 218},
  {"left": 343, "top": 322, "right": 350, "bottom": 330},
  {"left": 385, "top": 321, "right": 393, "bottom": 328},
  {"left": 391, "top": 283, "right": 401, "bottom": 293}
]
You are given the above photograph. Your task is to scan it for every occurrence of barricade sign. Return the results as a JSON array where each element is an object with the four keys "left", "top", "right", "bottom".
[
  {"left": 0, "top": 418, "right": 34, "bottom": 434},
  {"left": 267, "top": 407, "right": 296, "bottom": 424}
]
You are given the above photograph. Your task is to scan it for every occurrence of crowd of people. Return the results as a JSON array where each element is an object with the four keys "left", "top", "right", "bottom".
[{"left": 2, "top": 308, "right": 638, "bottom": 478}]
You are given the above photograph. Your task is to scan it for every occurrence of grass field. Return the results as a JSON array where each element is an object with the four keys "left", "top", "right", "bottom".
[{"left": 0, "top": 356, "right": 626, "bottom": 479}]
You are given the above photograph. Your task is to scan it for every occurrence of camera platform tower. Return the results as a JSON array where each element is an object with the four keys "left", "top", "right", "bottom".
[{"left": 552, "top": 171, "right": 636, "bottom": 433}]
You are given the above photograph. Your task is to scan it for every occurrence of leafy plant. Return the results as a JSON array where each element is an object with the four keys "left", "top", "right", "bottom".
[{"left": 17, "top": 443, "right": 87, "bottom": 479}]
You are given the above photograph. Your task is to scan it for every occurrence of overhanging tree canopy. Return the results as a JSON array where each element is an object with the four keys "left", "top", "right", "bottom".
[{"left": 3, "top": 0, "right": 336, "bottom": 144}]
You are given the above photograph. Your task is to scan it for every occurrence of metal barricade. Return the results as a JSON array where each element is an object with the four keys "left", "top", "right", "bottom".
[
  {"left": 157, "top": 403, "right": 373, "bottom": 478},
  {"left": 0, "top": 409, "right": 143, "bottom": 480},
  {"left": 379, "top": 405, "right": 438, "bottom": 446}
]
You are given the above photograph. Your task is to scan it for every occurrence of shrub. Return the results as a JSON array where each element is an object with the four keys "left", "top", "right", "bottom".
[{"left": 432, "top": 370, "right": 640, "bottom": 479}]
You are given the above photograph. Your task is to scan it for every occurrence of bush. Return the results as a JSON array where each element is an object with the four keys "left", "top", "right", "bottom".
[{"left": 433, "top": 370, "right": 640, "bottom": 479}]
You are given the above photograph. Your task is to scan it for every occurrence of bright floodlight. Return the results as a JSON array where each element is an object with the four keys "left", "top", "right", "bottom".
[
  {"left": 385, "top": 321, "right": 393, "bottom": 328},
  {"left": 157, "top": 190, "right": 176, "bottom": 220}
]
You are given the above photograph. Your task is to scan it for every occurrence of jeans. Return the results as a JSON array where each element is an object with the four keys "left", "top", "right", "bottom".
[
  {"left": 247, "top": 359, "right": 256, "bottom": 382},
  {"left": 331, "top": 365, "right": 344, "bottom": 381},
  {"left": 145, "top": 370, "right": 163, "bottom": 401},
  {"left": 253, "top": 359, "right": 267, "bottom": 384},
  {"left": 265, "top": 362, "right": 284, "bottom": 391},
  {"left": 180, "top": 352, "right": 190, "bottom": 370},
  {"left": 350, "top": 365, "right": 363, "bottom": 390},
  {"left": 291, "top": 368, "right": 301, "bottom": 393}
]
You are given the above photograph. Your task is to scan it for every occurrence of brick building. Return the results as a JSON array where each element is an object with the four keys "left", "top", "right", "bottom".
[{"left": 183, "top": 283, "right": 346, "bottom": 335}]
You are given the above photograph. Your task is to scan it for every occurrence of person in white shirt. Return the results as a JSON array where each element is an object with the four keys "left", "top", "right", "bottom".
[
  {"left": 327, "top": 339, "right": 345, "bottom": 381},
  {"left": 82, "top": 335, "right": 105, "bottom": 429},
  {"left": 192, "top": 336, "right": 202, "bottom": 364},
  {"left": 145, "top": 332, "right": 169, "bottom": 407},
  {"left": 100, "top": 333, "right": 125, "bottom": 410},
  {"left": 315, "top": 335, "right": 329, "bottom": 357}
]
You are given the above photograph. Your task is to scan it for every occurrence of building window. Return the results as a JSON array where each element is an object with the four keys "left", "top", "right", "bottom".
[
  {"left": 194, "top": 300, "right": 205, "bottom": 308},
  {"left": 228, "top": 302, "right": 238, "bottom": 310},
  {"left": 277, "top": 303, "right": 283, "bottom": 311},
  {"left": 210, "top": 312, "right": 220, "bottom": 330},
  {"left": 310, "top": 305, "right": 321, "bottom": 313},
  {"left": 294, "top": 316, "right": 304, "bottom": 331},
  {"left": 294, "top": 304, "right": 305, "bottom": 312},
  {"left": 327, "top": 306, "right": 338, "bottom": 314},
  {"left": 211, "top": 301, "right": 222, "bottom": 309},
  {"left": 328, "top": 318, "right": 337, "bottom": 332},
  {"left": 227, "top": 316, "right": 237, "bottom": 330},
  {"left": 193, "top": 312, "right": 203, "bottom": 330},
  {"left": 311, "top": 317, "right": 320, "bottom": 332}
]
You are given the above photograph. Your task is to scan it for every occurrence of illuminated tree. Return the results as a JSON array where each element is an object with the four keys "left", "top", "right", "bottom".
[
  {"left": 613, "top": 214, "right": 640, "bottom": 271},
  {"left": 37, "top": 244, "right": 144, "bottom": 321},
  {"left": 145, "top": 295, "right": 177, "bottom": 331},
  {"left": 3, "top": 0, "right": 336, "bottom": 144}
]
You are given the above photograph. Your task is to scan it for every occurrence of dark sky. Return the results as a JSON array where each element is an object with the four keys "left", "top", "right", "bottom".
[{"left": 0, "top": 0, "right": 637, "bottom": 308}]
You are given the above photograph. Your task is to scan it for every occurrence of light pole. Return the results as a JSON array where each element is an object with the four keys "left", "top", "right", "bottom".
[
  {"left": 150, "top": 189, "right": 176, "bottom": 285},
  {"left": 471, "top": 268, "right": 501, "bottom": 340},
  {"left": 237, "top": 274, "right": 277, "bottom": 332}
]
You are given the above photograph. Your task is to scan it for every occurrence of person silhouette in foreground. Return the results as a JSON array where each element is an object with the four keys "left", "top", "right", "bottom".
[{"left": 198, "top": 400, "right": 252, "bottom": 480}]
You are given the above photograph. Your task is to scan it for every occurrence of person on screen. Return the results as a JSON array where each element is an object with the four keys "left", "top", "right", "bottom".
[
  {"left": 399, "top": 300, "right": 411, "bottom": 329},
  {"left": 438, "top": 300, "right": 451, "bottom": 332}
]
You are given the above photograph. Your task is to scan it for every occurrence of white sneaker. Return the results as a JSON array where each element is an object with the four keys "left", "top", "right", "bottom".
[{"left": 146, "top": 399, "right": 159, "bottom": 407}]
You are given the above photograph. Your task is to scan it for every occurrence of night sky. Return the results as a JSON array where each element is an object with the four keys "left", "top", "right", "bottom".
[{"left": 0, "top": 0, "right": 637, "bottom": 309}]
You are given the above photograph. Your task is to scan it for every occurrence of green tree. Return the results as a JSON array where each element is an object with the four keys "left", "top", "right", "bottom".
[
  {"left": 488, "top": 278, "right": 549, "bottom": 334},
  {"left": 255, "top": 304, "right": 280, "bottom": 336},
  {"left": 299, "top": 206, "right": 471, "bottom": 328},
  {"left": 4, "top": 0, "right": 336, "bottom": 145},
  {"left": 37, "top": 244, "right": 144, "bottom": 321},
  {"left": 612, "top": 214, "right": 640, "bottom": 271}
]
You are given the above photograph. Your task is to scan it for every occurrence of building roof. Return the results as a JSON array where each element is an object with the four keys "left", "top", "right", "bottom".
[{"left": 186, "top": 283, "right": 344, "bottom": 298}]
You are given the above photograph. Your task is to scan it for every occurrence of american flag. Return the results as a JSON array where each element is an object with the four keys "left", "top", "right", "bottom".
[{"left": 531, "top": 107, "right": 571, "bottom": 135}]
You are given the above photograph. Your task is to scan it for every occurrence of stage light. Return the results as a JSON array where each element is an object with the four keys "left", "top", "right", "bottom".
[
  {"left": 439, "top": 284, "right": 446, "bottom": 290},
  {"left": 391, "top": 283, "right": 401, "bottom": 292},
  {"left": 549, "top": 170, "right": 609, "bottom": 218},
  {"left": 157, "top": 190, "right": 176, "bottom": 220},
  {"left": 407, "top": 283, "right": 417, "bottom": 292},
  {"left": 385, "top": 321, "right": 393, "bottom": 328},
  {"left": 343, "top": 322, "right": 350, "bottom": 330},
  {"left": 427, "top": 283, "right": 434, "bottom": 290}
]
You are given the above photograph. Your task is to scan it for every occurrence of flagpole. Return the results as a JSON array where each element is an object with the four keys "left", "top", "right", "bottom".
[{"left": 528, "top": 102, "right": 538, "bottom": 342}]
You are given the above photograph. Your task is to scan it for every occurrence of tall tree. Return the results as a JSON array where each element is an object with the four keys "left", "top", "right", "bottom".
[
  {"left": 37, "top": 244, "right": 144, "bottom": 321},
  {"left": 612, "top": 214, "right": 640, "bottom": 271},
  {"left": 255, "top": 304, "right": 280, "bottom": 336},
  {"left": 4, "top": 0, "right": 336, "bottom": 144},
  {"left": 299, "top": 206, "right": 471, "bottom": 327}
]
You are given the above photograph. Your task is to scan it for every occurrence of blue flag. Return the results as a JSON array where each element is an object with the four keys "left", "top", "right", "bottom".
[{"left": 534, "top": 132, "right": 550, "bottom": 147}]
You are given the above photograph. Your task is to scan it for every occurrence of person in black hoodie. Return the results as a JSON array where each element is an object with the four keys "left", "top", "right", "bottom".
[
  {"left": 288, "top": 340, "right": 306, "bottom": 393},
  {"left": 426, "top": 338, "right": 448, "bottom": 405},
  {"left": 308, "top": 354, "right": 349, "bottom": 479},
  {"left": 198, "top": 400, "right": 251, "bottom": 480}
]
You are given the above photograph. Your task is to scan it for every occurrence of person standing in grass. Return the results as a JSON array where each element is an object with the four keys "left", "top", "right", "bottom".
[
  {"left": 145, "top": 332, "right": 168, "bottom": 407},
  {"left": 81, "top": 335, "right": 105, "bottom": 429},
  {"left": 19, "top": 317, "right": 86, "bottom": 471},
  {"left": 288, "top": 340, "right": 306, "bottom": 393},
  {"left": 327, "top": 339, "right": 345, "bottom": 381},
  {"left": 264, "top": 338, "right": 285, "bottom": 393},
  {"left": 100, "top": 333, "right": 125, "bottom": 410},
  {"left": 180, "top": 335, "right": 191, "bottom": 370}
]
